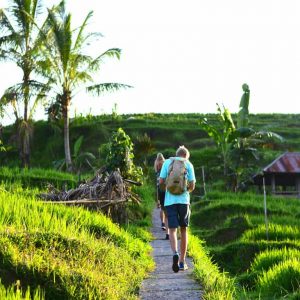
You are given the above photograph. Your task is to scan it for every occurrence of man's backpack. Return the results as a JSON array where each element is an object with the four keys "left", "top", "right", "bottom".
[{"left": 166, "top": 159, "right": 187, "bottom": 195}]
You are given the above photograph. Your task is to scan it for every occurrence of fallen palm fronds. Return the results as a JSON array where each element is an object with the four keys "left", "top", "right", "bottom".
[{"left": 38, "top": 168, "right": 141, "bottom": 223}]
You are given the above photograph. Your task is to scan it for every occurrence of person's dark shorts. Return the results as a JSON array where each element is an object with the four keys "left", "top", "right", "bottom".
[
  {"left": 157, "top": 188, "right": 166, "bottom": 208},
  {"left": 165, "top": 204, "right": 191, "bottom": 228}
]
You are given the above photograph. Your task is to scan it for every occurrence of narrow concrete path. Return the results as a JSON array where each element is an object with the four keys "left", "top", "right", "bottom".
[{"left": 139, "top": 208, "right": 202, "bottom": 299}]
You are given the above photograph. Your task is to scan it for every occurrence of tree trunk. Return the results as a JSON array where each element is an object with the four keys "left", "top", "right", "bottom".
[
  {"left": 62, "top": 92, "right": 72, "bottom": 171},
  {"left": 21, "top": 74, "right": 31, "bottom": 168}
]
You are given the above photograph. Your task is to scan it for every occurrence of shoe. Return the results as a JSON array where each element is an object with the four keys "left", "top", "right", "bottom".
[
  {"left": 179, "top": 261, "right": 188, "bottom": 271},
  {"left": 161, "top": 223, "right": 166, "bottom": 231},
  {"left": 165, "top": 234, "right": 169, "bottom": 240},
  {"left": 172, "top": 254, "right": 179, "bottom": 273}
]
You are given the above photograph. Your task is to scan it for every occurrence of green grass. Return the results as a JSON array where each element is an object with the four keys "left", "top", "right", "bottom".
[
  {"left": 0, "top": 280, "right": 44, "bottom": 300},
  {"left": 251, "top": 248, "right": 300, "bottom": 273},
  {"left": 0, "top": 167, "right": 77, "bottom": 189},
  {"left": 188, "top": 234, "right": 236, "bottom": 300},
  {"left": 0, "top": 182, "right": 154, "bottom": 299},
  {"left": 257, "top": 259, "right": 300, "bottom": 298},
  {"left": 190, "top": 191, "right": 300, "bottom": 299},
  {"left": 242, "top": 224, "right": 300, "bottom": 242}
]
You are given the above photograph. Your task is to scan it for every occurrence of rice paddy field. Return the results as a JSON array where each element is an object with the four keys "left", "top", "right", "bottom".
[
  {"left": 0, "top": 177, "right": 155, "bottom": 300},
  {"left": 0, "top": 113, "right": 299, "bottom": 299},
  {"left": 190, "top": 192, "right": 300, "bottom": 299}
]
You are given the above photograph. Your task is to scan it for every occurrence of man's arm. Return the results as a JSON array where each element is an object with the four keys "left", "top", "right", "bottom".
[{"left": 187, "top": 180, "right": 195, "bottom": 193}]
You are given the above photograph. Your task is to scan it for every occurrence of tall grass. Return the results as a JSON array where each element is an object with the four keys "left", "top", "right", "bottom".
[
  {"left": 188, "top": 234, "right": 236, "bottom": 300},
  {"left": 242, "top": 224, "right": 300, "bottom": 242},
  {"left": 0, "top": 167, "right": 77, "bottom": 189},
  {"left": 251, "top": 248, "right": 300, "bottom": 273},
  {"left": 191, "top": 190, "right": 300, "bottom": 299},
  {"left": 0, "top": 281, "right": 44, "bottom": 300},
  {"left": 257, "top": 259, "right": 300, "bottom": 297},
  {"left": 0, "top": 185, "right": 154, "bottom": 299}
]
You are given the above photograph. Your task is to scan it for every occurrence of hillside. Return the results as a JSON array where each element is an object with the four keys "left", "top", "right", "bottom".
[
  {"left": 1, "top": 113, "right": 300, "bottom": 183},
  {"left": 191, "top": 192, "right": 300, "bottom": 299},
  {"left": 0, "top": 181, "right": 154, "bottom": 299}
]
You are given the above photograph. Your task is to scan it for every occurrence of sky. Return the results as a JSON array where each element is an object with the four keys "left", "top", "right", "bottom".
[{"left": 1, "top": 0, "right": 300, "bottom": 125}]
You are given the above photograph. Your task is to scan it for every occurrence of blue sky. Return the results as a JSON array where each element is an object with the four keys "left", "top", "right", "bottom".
[{"left": 1, "top": 0, "right": 300, "bottom": 125}]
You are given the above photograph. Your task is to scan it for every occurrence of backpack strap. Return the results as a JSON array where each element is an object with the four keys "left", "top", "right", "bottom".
[{"left": 168, "top": 158, "right": 175, "bottom": 175}]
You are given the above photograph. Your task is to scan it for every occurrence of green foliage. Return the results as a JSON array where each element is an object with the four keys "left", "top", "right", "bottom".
[
  {"left": 237, "top": 83, "right": 250, "bottom": 128},
  {"left": 199, "top": 85, "right": 283, "bottom": 191},
  {"left": 1, "top": 113, "right": 299, "bottom": 174},
  {"left": 106, "top": 128, "right": 143, "bottom": 182},
  {"left": 0, "top": 280, "right": 44, "bottom": 300},
  {"left": 188, "top": 234, "right": 236, "bottom": 299},
  {"left": 53, "top": 135, "right": 96, "bottom": 174},
  {"left": 251, "top": 248, "right": 300, "bottom": 273},
  {"left": 0, "top": 0, "right": 50, "bottom": 167},
  {"left": 0, "top": 167, "right": 77, "bottom": 189},
  {"left": 199, "top": 104, "right": 236, "bottom": 179},
  {"left": 124, "top": 182, "right": 155, "bottom": 239},
  {"left": 257, "top": 259, "right": 300, "bottom": 297},
  {"left": 242, "top": 224, "right": 300, "bottom": 242},
  {"left": 0, "top": 184, "right": 153, "bottom": 299},
  {"left": 191, "top": 191, "right": 300, "bottom": 298}
]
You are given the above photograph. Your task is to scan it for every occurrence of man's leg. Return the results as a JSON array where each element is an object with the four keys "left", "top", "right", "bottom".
[
  {"left": 166, "top": 204, "right": 180, "bottom": 272},
  {"left": 178, "top": 204, "right": 190, "bottom": 270},
  {"left": 169, "top": 228, "right": 177, "bottom": 252},
  {"left": 179, "top": 226, "right": 187, "bottom": 262}
]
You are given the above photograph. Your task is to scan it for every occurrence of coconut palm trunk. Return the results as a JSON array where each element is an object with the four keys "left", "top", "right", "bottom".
[
  {"left": 41, "top": 1, "right": 132, "bottom": 173},
  {"left": 22, "top": 73, "right": 31, "bottom": 168},
  {"left": 62, "top": 91, "right": 72, "bottom": 171}
]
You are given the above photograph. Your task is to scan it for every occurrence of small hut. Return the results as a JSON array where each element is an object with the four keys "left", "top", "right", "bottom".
[{"left": 253, "top": 152, "right": 300, "bottom": 197}]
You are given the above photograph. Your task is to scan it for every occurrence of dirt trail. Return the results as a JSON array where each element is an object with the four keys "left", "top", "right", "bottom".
[{"left": 139, "top": 208, "right": 202, "bottom": 299}]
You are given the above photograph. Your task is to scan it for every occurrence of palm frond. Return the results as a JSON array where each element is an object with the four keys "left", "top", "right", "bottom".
[
  {"left": 49, "top": 12, "right": 72, "bottom": 74},
  {"left": 73, "top": 10, "right": 94, "bottom": 51},
  {"left": 252, "top": 131, "right": 284, "bottom": 142},
  {"left": 86, "top": 83, "right": 133, "bottom": 96},
  {"left": 86, "top": 48, "right": 121, "bottom": 73},
  {"left": 0, "top": 9, "right": 16, "bottom": 34}
]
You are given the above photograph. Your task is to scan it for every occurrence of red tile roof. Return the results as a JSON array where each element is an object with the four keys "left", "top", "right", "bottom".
[{"left": 264, "top": 152, "right": 300, "bottom": 173}]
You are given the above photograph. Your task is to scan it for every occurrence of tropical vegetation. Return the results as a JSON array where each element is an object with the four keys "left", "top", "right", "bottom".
[{"left": 0, "top": 0, "right": 48, "bottom": 167}]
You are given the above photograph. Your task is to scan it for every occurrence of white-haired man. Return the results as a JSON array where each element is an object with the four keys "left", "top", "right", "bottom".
[{"left": 159, "top": 146, "right": 196, "bottom": 272}]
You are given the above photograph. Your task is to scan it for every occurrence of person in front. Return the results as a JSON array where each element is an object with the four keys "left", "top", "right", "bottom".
[{"left": 159, "top": 145, "right": 196, "bottom": 272}]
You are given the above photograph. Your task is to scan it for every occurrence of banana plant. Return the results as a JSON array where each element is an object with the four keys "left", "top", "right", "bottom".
[
  {"left": 53, "top": 135, "right": 95, "bottom": 181},
  {"left": 200, "top": 103, "right": 236, "bottom": 177},
  {"left": 200, "top": 84, "right": 283, "bottom": 191}
]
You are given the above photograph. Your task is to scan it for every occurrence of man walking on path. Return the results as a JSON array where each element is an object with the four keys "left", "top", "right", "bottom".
[{"left": 159, "top": 146, "right": 196, "bottom": 272}]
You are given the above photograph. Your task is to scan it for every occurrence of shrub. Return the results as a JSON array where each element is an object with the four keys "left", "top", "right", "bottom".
[{"left": 106, "top": 128, "right": 143, "bottom": 182}]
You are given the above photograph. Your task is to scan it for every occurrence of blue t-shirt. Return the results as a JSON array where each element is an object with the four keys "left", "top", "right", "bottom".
[{"left": 159, "top": 157, "right": 196, "bottom": 206}]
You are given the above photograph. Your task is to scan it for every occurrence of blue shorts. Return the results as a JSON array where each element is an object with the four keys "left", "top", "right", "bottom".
[{"left": 165, "top": 204, "right": 190, "bottom": 228}]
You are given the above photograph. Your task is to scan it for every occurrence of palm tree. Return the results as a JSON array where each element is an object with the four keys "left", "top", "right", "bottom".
[
  {"left": 39, "top": 1, "right": 131, "bottom": 171},
  {"left": 0, "top": 0, "right": 48, "bottom": 167}
]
